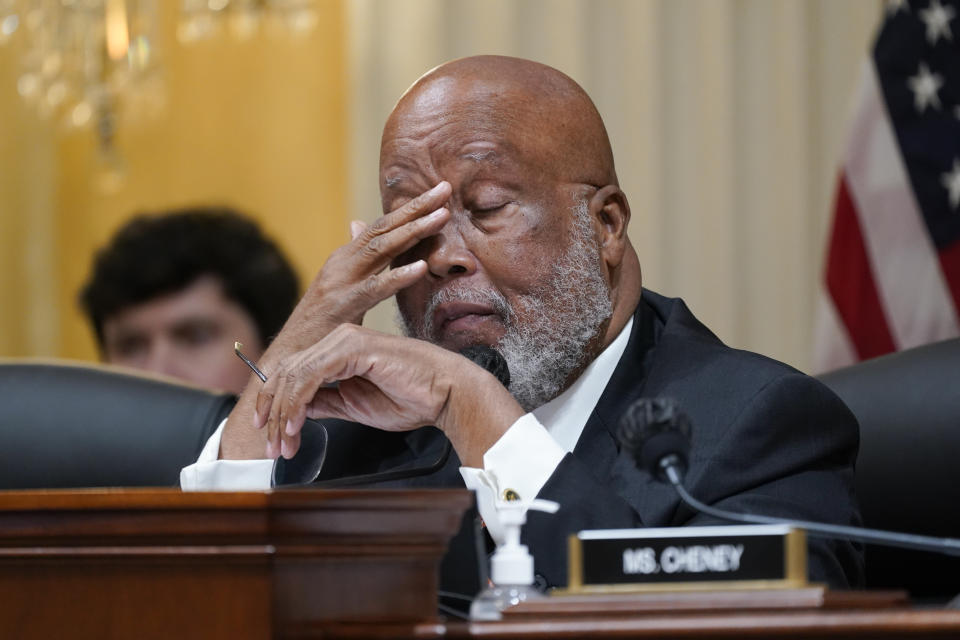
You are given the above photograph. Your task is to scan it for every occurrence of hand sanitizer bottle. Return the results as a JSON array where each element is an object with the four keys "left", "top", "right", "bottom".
[{"left": 469, "top": 499, "right": 559, "bottom": 621}]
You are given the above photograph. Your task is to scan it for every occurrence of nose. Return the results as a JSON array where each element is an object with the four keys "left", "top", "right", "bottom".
[
  {"left": 143, "top": 340, "right": 182, "bottom": 378},
  {"left": 424, "top": 221, "right": 477, "bottom": 280}
]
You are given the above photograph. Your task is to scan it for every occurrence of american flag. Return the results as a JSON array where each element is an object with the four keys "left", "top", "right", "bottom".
[{"left": 814, "top": 0, "right": 960, "bottom": 372}]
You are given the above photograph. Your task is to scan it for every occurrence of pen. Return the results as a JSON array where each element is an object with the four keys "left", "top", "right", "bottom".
[{"left": 234, "top": 341, "right": 267, "bottom": 382}]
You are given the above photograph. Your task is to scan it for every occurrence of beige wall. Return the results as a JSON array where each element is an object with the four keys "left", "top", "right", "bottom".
[
  {"left": 0, "top": 0, "right": 347, "bottom": 361},
  {"left": 348, "top": 0, "right": 883, "bottom": 372}
]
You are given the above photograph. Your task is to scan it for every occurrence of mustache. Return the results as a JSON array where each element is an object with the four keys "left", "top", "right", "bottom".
[{"left": 421, "top": 284, "right": 514, "bottom": 338}]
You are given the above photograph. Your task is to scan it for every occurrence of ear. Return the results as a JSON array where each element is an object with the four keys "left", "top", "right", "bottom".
[{"left": 588, "top": 184, "right": 631, "bottom": 270}]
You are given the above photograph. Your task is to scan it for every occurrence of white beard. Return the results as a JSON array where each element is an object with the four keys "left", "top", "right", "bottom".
[{"left": 398, "top": 201, "right": 613, "bottom": 411}]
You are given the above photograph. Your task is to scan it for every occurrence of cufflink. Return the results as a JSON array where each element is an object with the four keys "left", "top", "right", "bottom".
[{"left": 502, "top": 488, "right": 521, "bottom": 501}]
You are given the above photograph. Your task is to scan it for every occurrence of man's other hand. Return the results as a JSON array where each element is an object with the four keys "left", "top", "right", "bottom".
[{"left": 254, "top": 325, "right": 524, "bottom": 466}]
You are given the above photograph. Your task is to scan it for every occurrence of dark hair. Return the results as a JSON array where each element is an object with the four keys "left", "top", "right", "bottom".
[{"left": 80, "top": 207, "right": 300, "bottom": 349}]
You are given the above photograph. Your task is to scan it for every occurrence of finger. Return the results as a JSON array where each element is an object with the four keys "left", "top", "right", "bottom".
[
  {"left": 284, "top": 401, "right": 307, "bottom": 437},
  {"left": 356, "top": 181, "right": 450, "bottom": 251},
  {"left": 305, "top": 387, "right": 353, "bottom": 422},
  {"left": 352, "top": 260, "right": 428, "bottom": 309},
  {"left": 280, "top": 430, "right": 301, "bottom": 460},
  {"left": 305, "top": 376, "right": 390, "bottom": 425},
  {"left": 254, "top": 391, "right": 272, "bottom": 429},
  {"left": 265, "top": 367, "right": 291, "bottom": 459},
  {"left": 364, "top": 206, "right": 450, "bottom": 263},
  {"left": 352, "top": 206, "right": 449, "bottom": 275},
  {"left": 350, "top": 220, "right": 367, "bottom": 240},
  {"left": 271, "top": 341, "right": 344, "bottom": 444},
  {"left": 374, "top": 181, "right": 450, "bottom": 234},
  {"left": 255, "top": 371, "right": 281, "bottom": 457}
]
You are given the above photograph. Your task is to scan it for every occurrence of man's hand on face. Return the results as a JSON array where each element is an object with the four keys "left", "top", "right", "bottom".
[
  {"left": 220, "top": 182, "right": 454, "bottom": 459},
  {"left": 254, "top": 325, "right": 525, "bottom": 466},
  {"left": 271, "top": 181, "right": 453, "bottom": 353}
]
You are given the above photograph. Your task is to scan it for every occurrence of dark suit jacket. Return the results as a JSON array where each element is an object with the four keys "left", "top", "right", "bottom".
[{"left": 301, "top": 289, "right": 865, "bottom": 596}]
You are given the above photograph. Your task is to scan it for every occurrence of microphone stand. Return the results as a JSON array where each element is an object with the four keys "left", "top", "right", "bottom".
[{"left": 658, "top": 454, "right": 960, "bottom": 557}]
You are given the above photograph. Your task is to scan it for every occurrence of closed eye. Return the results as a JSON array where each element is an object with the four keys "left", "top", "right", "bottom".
[{"left": 472, "top": 201, "right": 516, "bottom": 215}]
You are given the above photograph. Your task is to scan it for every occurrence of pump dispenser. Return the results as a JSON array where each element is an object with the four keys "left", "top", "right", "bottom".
[{"left": 469, "top": 498, "right": 559, "bottom": 620}]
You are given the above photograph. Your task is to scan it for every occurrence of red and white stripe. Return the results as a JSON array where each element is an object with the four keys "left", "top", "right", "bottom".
[{"left": 814, "top": 61, "right": 960, "bottom": 373}]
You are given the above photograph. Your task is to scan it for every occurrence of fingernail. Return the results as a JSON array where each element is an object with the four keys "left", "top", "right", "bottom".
[
  {"left": 426, "top": 207, "right": 447, "bottom": 221},
  {"left": 350, "top": 220, "right": 364, "bottom": 239},
  {"left": 430, "top": 181, "right": 447, "bottom": 194},
  {"left": 285, "top": 419, "right": 296, "bottom": 436},
  {"left": 265, "top": 441, "right": 277, "bottom": 459},
  {"left": 253, "top": 410, "right": 261, "bottom": 428},
  {"left": 256, "top": 395, "right": 271, "bottom": 423},
  {"left": 281, "top": 439, "right": 293, "bottom": 459},
  {"left": 398, "top": 260, "right": 426, "bottom": 274}
]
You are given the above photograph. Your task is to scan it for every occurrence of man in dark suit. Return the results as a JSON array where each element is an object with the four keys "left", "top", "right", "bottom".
[{"left": 195, "top": 55, "right": 862, "bottom": 592}]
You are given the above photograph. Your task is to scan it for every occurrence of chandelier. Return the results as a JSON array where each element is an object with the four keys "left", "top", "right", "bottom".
[{"left": 0, "top": 0, "right": 317, "bottom": 186}]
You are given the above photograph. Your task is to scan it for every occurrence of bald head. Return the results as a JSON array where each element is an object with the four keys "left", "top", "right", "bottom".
[{"left": 382, "top": 55, "right": 618, "bottom": 193}]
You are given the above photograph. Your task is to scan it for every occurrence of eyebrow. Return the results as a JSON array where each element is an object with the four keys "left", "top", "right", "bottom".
[
  {"left": 460, "top": 149, "right": 499, "bottom": 163},
  {"left": 382, "top": 149, "right": 503, "bottom": 189}
]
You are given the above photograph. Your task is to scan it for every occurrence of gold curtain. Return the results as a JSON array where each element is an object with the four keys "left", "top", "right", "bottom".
[
  {"left": 0, "top": 0, "right": 348, "bottom": 362},
  {"left": 0, "top": 52, "right": 57, "bottom": 358}
]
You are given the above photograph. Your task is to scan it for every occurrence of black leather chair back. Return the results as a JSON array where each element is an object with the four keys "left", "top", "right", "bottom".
[
  {"left": 0, "top": 361, "right": 235, "bottom": 489},
  {"left": 818, "top": 338, "right": 960, "bottom": 600}
]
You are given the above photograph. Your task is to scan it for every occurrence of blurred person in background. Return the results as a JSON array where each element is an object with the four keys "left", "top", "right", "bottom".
[{"left": 79, "top": 208, "right": 300, "bottom": 394}]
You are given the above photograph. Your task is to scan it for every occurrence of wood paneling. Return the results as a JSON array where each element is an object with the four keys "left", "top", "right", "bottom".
[{"left": 0, "top": 488, "right": 472, "bottom": 639}]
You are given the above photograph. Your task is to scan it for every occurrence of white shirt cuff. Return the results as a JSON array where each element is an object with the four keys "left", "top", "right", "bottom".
[
  {"left": 460, "top": 413, "right": 565, "bottom": 545},
  {"left": 179, "top": 418, "right": 273, "bottom": 491}
]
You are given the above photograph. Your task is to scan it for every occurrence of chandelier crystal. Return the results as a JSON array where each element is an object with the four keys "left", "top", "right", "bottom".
[{"left": 0, "top": 0, "right": 317, "bottom": 188}]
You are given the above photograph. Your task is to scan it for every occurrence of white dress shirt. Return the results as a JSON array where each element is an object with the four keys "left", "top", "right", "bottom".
[{"left": 181, "top": 318, "right": 633, "bottom": 545}]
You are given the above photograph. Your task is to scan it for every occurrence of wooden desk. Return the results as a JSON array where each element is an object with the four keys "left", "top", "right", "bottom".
[
  {"left": 0, "top": 488, "right": 471, "bottom": 639},
  {"left": 447, "top": 590, "right": 960, "bottom": 639},
  {"left": 319, "top": 590, "right": 960, "bottom": 639},
  {"left": 1, "top": 489, "right": 958, "bottom": 639}
]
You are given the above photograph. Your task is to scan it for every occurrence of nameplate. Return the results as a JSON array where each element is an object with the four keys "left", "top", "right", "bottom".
[{"left": 564, "top": 524, "right": 807, "bottom": 593}]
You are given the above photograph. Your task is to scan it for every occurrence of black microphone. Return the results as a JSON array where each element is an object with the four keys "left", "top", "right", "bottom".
[
  {"left": 618, "top": 397, "right": 960, "bottom": 557},
  {"left": 273, "top": 345, "right": 510, "bottom": 488},
  {"left": 618, "top": 397, "right": 692, "bottom": 483}
]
